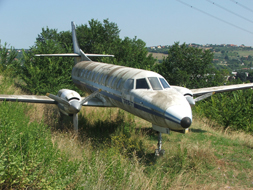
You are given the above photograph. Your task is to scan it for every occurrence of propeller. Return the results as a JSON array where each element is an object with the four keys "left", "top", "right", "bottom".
[
  {"left": 185, "top": 92, "right": 215, "bottom": 105},
  {"left": 194, "top": 92, "right": 215, "bottom": 102},
  {"left": 46, "top": 89, "right": 102, "bottom": 133}
]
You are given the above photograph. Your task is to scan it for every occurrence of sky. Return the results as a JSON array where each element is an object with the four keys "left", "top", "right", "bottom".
[{"left": 1, "top": 0, "right": 253, "bottom": 49}]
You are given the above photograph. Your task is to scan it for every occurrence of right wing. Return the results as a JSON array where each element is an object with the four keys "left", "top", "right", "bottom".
[{"left": 191, "top": 83, "right": 253, "bottom": 96}]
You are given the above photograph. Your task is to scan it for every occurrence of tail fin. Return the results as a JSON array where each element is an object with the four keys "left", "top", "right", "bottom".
[
  {"left": 35, "top": 21, "right": 114, "bottom": 64},
  {"left": 71, "top": 21, "right": 91, "bottom": 63}
]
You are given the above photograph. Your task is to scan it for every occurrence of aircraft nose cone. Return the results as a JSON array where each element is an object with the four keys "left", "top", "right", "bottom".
[{"left": 181, "top": 117, "right": 192, "bottom": 128}]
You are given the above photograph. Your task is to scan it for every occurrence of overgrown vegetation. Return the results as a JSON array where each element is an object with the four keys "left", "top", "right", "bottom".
[
  {"left": 194, "top": 90, "right": 253, "bottom": 133},
  {"left": 1, "top": 97, "right": 253, "bottom": 189},
  {"left": 0, "top": 101, "right": 82, "bottom": 189}
]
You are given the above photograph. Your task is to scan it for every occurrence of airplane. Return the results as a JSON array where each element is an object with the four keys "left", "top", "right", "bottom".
[{"left": 1, "top": 21, "right": 253, "bottom": 156}]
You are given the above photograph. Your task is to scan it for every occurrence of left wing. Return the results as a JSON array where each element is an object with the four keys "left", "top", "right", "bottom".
[
  {"left": 0, "top": 94, "right": 114, "bottom": 107},
  {"left": 191, "top": 83, "right": 253, "bottom": 96},
  {"left": 0, "top": 95, "right": 56, "bottom": 104}
]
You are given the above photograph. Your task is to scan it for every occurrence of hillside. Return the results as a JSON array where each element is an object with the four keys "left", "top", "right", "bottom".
[
  {"left": 148, "top": 44, "right": 253, "bottom": 72},
  {"left": 0, "top": 75, "right": 253, "bottom": 189}
]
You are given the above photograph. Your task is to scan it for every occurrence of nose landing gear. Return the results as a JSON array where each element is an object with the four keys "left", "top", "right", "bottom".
[
  {"left": 155, "top": 132, "right": 165, "bottom": 156},
  {"left": 152, "top": 124, "right": 169, "bottom": 156}
]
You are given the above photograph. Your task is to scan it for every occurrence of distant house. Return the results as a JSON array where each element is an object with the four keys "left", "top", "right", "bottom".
[
  {"left": 157, "top": 45, "right": 162, "bottom": 49},
  {"left": 227, "top": 44, "right": 237, "bottom": 47}
]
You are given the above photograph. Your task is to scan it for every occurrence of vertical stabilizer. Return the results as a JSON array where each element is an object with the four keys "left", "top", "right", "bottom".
[{"left": 71, "top": 21, "right": 91, "bottom": 63}]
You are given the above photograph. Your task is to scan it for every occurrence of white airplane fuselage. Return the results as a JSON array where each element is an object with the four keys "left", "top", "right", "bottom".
[{"left": 72, "top": 60, "right": 192, "bottom": 131}]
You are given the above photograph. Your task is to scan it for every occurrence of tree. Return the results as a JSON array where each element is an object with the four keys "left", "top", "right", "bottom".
[
  {"left": 20, "top": 34, "right": 75, "bottom": 95},
  {"left": 236, "top": 71, "right": 247, "bottom": 82},
  {"left": 0, "top": 40, "right": 19, "bottom": 75},
  {"left": 153, "top": 42, "right": 224, "bottom": 88}
]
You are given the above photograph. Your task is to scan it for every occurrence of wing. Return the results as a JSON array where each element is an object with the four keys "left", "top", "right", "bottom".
[
  {"left": 191, "top": 83, "right": 253, "bottom": 96},
  {"left": 0, "top": 95, "right": 56, "bottom": 104},
  {"left": 0, "top": 94, "right": 115, "bottom": 107}
]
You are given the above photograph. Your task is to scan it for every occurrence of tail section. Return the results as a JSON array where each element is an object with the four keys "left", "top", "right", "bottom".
[
  {"left": 35, "top": 21, "right": 114, "bottom": 64},
  {"left": 71, "top": 21, "right": 91, "bottom": 63}
]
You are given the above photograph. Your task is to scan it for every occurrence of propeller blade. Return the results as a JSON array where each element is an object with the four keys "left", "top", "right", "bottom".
[
  {"left": 46, "top": 93, "right": 70, "bottom": 106},
  {"left": 80, "top": 89, "right": 102, "bottom": 105},
  {"left": 186, "top": 96, "right": 195, "bottom": 105},
  {"left": 194, "top": 92, "right": 215, "bottom": 102},
  {"left": 73, "top": 113, "right": 78, "bottom": 133}
]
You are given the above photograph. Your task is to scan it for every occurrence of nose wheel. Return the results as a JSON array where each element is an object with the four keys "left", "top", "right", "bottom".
[
  {"left": 152, "top": 124, "right": 169, "bottom": 156},
  {"left": 155, "top": 132, "right": 165, "bottom": 156}
]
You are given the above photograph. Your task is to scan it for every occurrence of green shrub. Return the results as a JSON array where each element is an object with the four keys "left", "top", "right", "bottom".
[
  {"left": 0, "top": 101, "right": 80, "bottom": 189},
  {"left": 194, "top": 90, "right": 253, "bottom": 132}
]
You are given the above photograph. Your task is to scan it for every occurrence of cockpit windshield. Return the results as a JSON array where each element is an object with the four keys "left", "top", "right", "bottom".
[
  {"left": 159, "top": 78, "right": 170, "bottom": 89},
  {"left": 148, "top": 77, "right": 163, "bottom": 90},
  {"left": 136, "top": 78, "right": 150, "bottom": 89}
]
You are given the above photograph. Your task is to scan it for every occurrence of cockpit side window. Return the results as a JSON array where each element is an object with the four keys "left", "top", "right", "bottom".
[
  {"left": 136, "top": 78, "right": 150, "bottom": 89},
  {"left": 123, "top": 79, "right": 134, "bottom": 90},
  {"left": 159, "top": 78, "right": 170, "bottom": 88},
  {"left": 148, "top": 77, "right": 163, "bottom": 90}
]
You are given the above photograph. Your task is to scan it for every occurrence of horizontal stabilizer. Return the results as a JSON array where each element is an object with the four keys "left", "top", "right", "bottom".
[
  {"left": 86, "top": 54, "right": 114, "bottom": 57},
  {"left": 35, "top": 53, "right": 80, "bottom": 57},
  {"left": 35, "top": 53, "right": 114, "bottom": 58}
]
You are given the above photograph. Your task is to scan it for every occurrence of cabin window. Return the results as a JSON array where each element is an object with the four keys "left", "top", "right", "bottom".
[
  {"left": 107, "top": 76, "right": 114, "bottom": 86},
  {"left": 103, "top": 75, "right": 108, "bottom": 85},
  {"left": 124, "top": 79, "right": 134, "bottom": 90},
  {"left": 94, "top": 72, "right": 100, "bottom": 81},
  {"left": 90, "top": 71, "right": 95, "bottom": 80},
  {"left": 148, "top": 77, "right": 163, "bottom": 90},
  {"left": 87, "top": 71, "right": 92, "bottom": 79},
  {"left": 136, "top": 78, "right": 150, "bottom": 89},
  {"left": 116, "top": 78, "right": 122, "bottom": 89},
  {"left": 80, "top": 69, "right": 85, "bottom": 77},
  {"left": 111, "top": 77, "right": 117, "bottom": 87},
  {"left": 98, "top": 74, "right": 104, "bottom": 83},
  {"left": 84, "top": 70, "right": 89, "bottom": 77},
  {"left": 159, "top": 78, "right": 170, "bottom": 89}
]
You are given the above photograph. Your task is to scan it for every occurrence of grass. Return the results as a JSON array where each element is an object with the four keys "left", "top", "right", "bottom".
[{"left": 0, "top": 75, "right": 253, "bottom": 189}]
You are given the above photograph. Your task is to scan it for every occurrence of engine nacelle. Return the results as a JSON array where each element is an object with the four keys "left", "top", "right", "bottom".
[
  {"left": 56, "top": 89, "right": 82, "bottom": 116},
  {"left": 171, "top": 86, "right": 195, "bottom": 105},
  {"left": 57, "top": 89, "right": 81, "bottom": 101}
]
